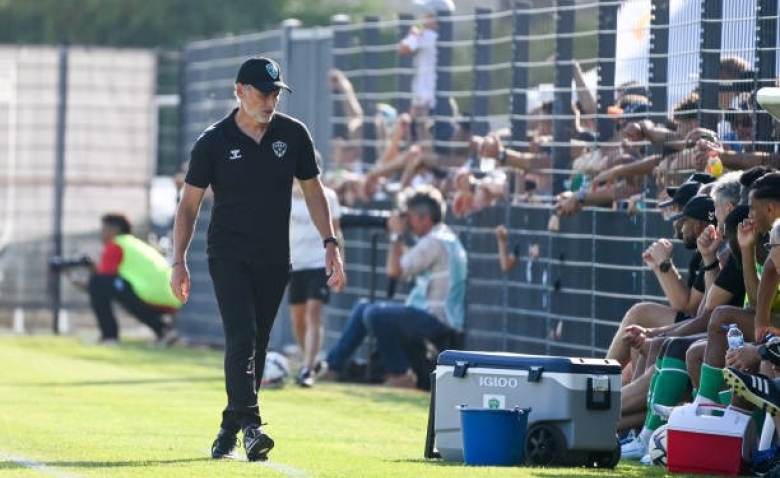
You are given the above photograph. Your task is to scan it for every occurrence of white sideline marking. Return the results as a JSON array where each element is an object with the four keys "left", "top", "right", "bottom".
[
  {"left": 0, "top": 451, "right": 84, "bottom": 478},
  {"left": 202, "top": 449, "right": 309, "bottom": 477},
  {"left": 261, "top": 461, "right": 310, "bottom": 477}
]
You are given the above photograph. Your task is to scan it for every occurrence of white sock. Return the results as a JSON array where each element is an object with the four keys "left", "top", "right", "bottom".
[
  {"left": 693, "top": 395, "right": 717, "bottom": 405},
  {"left": 638, "top": 427, "right": 652, "bottom": 446}
]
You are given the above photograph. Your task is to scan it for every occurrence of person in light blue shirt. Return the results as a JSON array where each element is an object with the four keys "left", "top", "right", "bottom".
[{"left": 321, "top": 185, "right": 467, "bottom": 388}]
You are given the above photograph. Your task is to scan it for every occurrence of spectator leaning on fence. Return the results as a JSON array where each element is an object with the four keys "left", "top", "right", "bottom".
[
  {"left": 65, "top": 213, "right": 181, "bottom": 346},
  {"left": 319, "top": 184, "right": 467, "bottom": 388}
]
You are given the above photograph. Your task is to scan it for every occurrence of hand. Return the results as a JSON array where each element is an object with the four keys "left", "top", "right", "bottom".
[
  {"left": 697, "top": 224, "right": 723, "bottom": 263},
  {"left": 756, "top": 326, "right": 780, "bottom": 346},
  {"left": 169, "top": 262, "right": 190, "bottom": 304},
  {"left": 495, "top": 224, "right": 508, "bottom": 241},
  {"left": 386, "top": 211, "right": 406, "bottom": 235},
  {"left": 622, "top": 325, "right": 648, "bottom": 350},
  {"left": 622, "top": 121, "right": 646, "bottom": 142},
  {"left": 737, "top": 218, "right": 757, "bottom": 250},
  {"left": 479, "top": 134, "right": 503, "bottom": 159},
  {"left": 725, "top": 343, "right": 761, "bottom": 372},
  {"left": 693, "top": 138, "right": 724, "bottom": 170},
  {"left": 325, "top": 247, "right": 346, "bottom": 293},
  {"left": 554, "top": 191, "right": 581, "bottom": 217},
  {"left": 644, "top": 239, "right": 673, "bottom": 269}
]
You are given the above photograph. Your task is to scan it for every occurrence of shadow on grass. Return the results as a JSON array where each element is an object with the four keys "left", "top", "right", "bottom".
[
  {"left": 393, "top": 459, "right": 632, "bottom": 477},
  {"left": 2, "top": 376, "right": 222, "bottom": 388},
  {"left": 0, "top": 457, "right": 211, "bottom": 470}
]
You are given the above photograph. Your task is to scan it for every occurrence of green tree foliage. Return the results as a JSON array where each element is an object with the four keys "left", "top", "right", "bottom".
[{"left": 0, "top": 0, "right": 383, "bottom": 47}]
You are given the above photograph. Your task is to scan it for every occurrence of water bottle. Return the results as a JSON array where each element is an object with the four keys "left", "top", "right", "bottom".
[
  {"left": 706, "top": 151, "right": 723, "bottom": 178},
  {"left": 726, "top": 324, "right": 744, "bottom": 350}
]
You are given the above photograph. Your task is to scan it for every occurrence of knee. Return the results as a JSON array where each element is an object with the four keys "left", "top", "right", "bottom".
[
  {"left": 707, "top": 307, "right": 731, "bottom": 335},
  {"left": 623, "top": 302, "right": 652, "bottom": 325},
  {"left": 666, "top": 338, "right": 690, "bottom": 360}
]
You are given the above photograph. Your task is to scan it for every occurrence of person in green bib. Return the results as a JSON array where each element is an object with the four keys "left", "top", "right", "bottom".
[{"left": 67, "top": 213, "right": 181, "bottom": 345}]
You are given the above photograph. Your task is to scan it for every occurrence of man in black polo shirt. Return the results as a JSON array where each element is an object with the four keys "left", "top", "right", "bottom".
[{"left": 170, "top": 57, "right": 345, "bottom": 462}]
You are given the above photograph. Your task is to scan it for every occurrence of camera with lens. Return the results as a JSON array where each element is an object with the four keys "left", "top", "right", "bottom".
[
  {"left": 340, "top": 207, "right": 394, "bottom": 230},
  {"left": 49, "top": 253, "right": 93, "bottom": 272}
]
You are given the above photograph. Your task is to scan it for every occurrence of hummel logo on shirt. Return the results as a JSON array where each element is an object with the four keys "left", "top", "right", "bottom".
[{"left": 228, "top": 149, "right": 243, "bottom": 161}]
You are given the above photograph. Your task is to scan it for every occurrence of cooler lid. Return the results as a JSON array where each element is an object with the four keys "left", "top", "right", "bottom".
[{"left": 437, "top": 350, "right": 621, "bottom": 375}]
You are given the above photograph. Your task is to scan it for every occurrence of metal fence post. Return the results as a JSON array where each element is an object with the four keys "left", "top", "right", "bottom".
[
  {"left": 597, "top": 1, "right": 617, "bottom": 142},
  {"left": 648, "top": 0, "right": 669, "bottom": 126},
  {"left": 755, "top": 0, "right": 777, "bottom": 152},
  {"left": 472, "top": 8, "right": 492, "bottom": 137},
  {"left": 331, "top": 14, "right": 351, "bottom": 72},
  {"left": 397, "top": 13, "right": 414, "bottom": 114},
  {"left": 510, "top": 2, "right": 531, "bottom": 148},
  {"left": 362, "top": 16, "right": 380, "bottom": 165},
  {"left": 699, "top": 0, "right": 722, "bottom": 131},
  {"left": 434, "top": 10, "right": 453, "bottom": 154},
  {"left": 50, "top": 44, "right": 69, "bottom": 334},
  {"left": 552, "top": 0, "right": 574, "bottom": 195}
]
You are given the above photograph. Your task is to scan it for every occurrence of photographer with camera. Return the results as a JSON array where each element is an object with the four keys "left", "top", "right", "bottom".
[
  {"left": 319, "top": 184, "right": 467, "bottom": 388},
  {"left": 63, "top": 213, "right": 181, "bottom": 345}
]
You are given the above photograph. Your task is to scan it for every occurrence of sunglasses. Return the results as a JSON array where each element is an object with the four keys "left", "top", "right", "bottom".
[{"left": 764, "top": 242, "right": 780, "bottom": 253}]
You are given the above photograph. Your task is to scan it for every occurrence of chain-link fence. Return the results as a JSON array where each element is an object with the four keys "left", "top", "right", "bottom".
[{"left": 0, "top": 46, "right": 157, "bottom": 331}]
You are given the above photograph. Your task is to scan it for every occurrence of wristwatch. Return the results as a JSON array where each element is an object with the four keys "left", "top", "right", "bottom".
[
  {"left": 659, "top": 260, "right": 672, "bottom": 273},
  {"left": 323, "top": 237, "right": 339, "bottom": 248},
  {"left": 388, "top": 233, "right": 402, "bottom": 243}
]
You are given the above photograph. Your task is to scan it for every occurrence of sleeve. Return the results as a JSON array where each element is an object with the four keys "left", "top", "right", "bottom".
[
  {"left": 96, "top": 242, "right": 123, "bottom": 275},
  {"left": 400, "top": 237, "right": 442, "bottom": 278},
  {"left": 185, "top": 135, "right": 213, "bottom": 189},
  {"left": 401, "top": 33, "right": 420, "bottom": 52},
  {"left": 692, "top": 266, "right": 706, "bottom": 293},
  {"left": 714, "top": 255, "right": 746, "bottom": 300},
  {"left": 294, "top": 125, "right": 319, "bottom": 181}
]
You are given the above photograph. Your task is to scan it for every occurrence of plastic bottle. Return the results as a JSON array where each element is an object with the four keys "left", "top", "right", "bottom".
[
  {"left": 706, "top": 150, "right": 723, "bottom": 178},
  {"left": 726, "top": 324, "right": 744, "bottom": 350}
]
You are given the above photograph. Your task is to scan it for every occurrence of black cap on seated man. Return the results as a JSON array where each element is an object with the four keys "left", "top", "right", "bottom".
[
  {"left": 660, "top": 181, "right": 703, "bottom": 211},
  {"left": 236, "top": 57, "right": 292, "bottom": 93},
  {"left": 669, "top": 195, "right": 717, "bottom": 225}
]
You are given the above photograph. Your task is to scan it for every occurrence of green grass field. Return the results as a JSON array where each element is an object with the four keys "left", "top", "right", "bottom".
[{"left": 0, "top": 335, "right": 717, "bottom": 477}]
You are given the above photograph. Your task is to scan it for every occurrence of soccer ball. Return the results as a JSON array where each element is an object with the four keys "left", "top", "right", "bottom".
[
  {"left": 261, "top": 351, "right": 290, "bottom": 389},
  {"left": 647, "top": 424, "right": 669, "bottom": 467}
]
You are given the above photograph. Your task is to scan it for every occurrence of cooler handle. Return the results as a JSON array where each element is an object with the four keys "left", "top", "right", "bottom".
[
  {"left": 528, "top": 366, "right": 543, "bottom": 382},
  {"left": 453, "top": 360, "right": 469, "bottom": 378}
]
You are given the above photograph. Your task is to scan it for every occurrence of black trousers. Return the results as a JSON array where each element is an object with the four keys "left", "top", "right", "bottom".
[
  {"left": 87, "top": 275, "right": 167, "bottom": 340},
  {"left": 208, "top": 258, "right": 290, "bottom": 432}
]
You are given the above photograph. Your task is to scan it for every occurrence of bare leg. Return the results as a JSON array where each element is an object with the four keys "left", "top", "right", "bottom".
[
  {"left": 618, "top": 410, "right": 647, "bottom": 433},
  {"left": 704, "top": 306, "right": 755, "bottom": 367},
  {"left": 290, "top": 303, "right": 306, "bottom": 354},
  {"left": 686, "top": 339, "right": 707, "bottom": 390},
  {"left": 606, "top": 302, "right": 680, "bottom": 367},
  {"left": 303, "top": 299, "right": 324, "bottom": 371}
]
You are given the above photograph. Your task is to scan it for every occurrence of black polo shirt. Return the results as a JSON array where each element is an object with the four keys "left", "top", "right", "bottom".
[{"left": 186, "top": 108, "right": 319, "bottom": 263}]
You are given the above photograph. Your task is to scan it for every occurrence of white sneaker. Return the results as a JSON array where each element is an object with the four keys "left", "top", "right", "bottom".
[
  {"left": 640, "top": 453, "right": 653, "bottom": 465},
  {"left": 620, "top": 436, "right": 648, "bottom": 460},
  {"left": 652, "top": 403, "right": 675, "bottom": 420}
]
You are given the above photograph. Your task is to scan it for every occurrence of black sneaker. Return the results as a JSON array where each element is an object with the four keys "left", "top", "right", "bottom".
[
  {"left": 296, "top": 368, "right": 315, "bottom": 388},
  {"left": 211, "top": 428, "right": 239, "bottom": 459},
  {"left": 760, "top": 340, "right": 780, "bottom": 367},
  {"left": 243, "top": 426, "right": 274, "bottom": 462},
  {"left": 723, "top": 368, "right": 780, "bottom": 416}
]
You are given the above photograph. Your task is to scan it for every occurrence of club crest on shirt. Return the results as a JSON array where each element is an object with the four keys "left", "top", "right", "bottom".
[{"left": 272, "top": 141, "right": 287, "bottom": 158}]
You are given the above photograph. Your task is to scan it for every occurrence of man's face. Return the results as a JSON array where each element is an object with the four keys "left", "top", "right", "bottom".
[
  {"left": 680, "top": 217, "right": 703, "bottom": 249},
  {"left": 100, "top": 223, "right": 118, "bottom": 244},
  {"left": 749, "top": 193, "right": 780, "bottom": 234},
  {"left": 405, "top": 210, "right": 431, "bottom": 237},
  {"left": 237, "top": 84, "right": 280, "bottom": 124}
]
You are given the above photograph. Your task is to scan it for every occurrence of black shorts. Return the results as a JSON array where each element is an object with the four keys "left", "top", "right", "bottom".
[{"left": 288, "top": 268, "right": 330, "bottom": 305}]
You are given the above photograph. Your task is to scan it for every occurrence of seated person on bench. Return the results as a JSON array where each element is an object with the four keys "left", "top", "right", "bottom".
[{"left": 319, "top": 185, "right": 468, "bottom": 388}]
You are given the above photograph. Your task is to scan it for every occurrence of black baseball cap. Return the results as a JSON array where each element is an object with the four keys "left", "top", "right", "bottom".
[
  {"left": 236, "top": 57, "right": 292, "bottom": 94},
  {"left": 660, "top": 181, "right": 702, "bottom": 209},
  {"left": 669, "top": 195, "right": 717, "bottom": 225}
]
